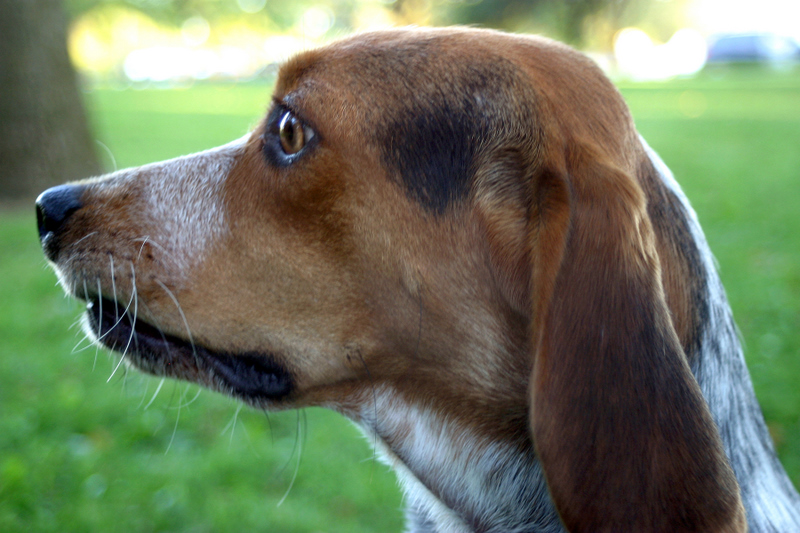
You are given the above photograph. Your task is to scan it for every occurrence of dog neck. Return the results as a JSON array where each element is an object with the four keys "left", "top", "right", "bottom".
[{"left": 349, "top": 385, "right": 564, "bottom": 533}]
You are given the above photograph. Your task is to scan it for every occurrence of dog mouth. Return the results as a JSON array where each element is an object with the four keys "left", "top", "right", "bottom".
[{"left": 86, "top": 298, "right": 293, "bottom": 404}]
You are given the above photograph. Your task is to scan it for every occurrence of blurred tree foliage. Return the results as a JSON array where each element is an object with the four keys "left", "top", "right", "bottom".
[
  {"left": 66, "top": 0, "right": 310, "bottom": 28},
  {"left": 437, "top": 0, "right": 633, "bottom": 45},
  {"left": 64, "top": 0, "right": 659, "bottom": 46}
]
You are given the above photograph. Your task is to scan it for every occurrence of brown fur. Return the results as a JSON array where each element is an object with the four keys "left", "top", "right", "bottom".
[{"left": 40, "top": 28, "right": 748, "bottom": 532}]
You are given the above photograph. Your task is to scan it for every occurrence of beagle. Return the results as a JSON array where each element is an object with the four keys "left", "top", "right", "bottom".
[{"left": 36, "top": 28, "right": 800, "bottom": 532}]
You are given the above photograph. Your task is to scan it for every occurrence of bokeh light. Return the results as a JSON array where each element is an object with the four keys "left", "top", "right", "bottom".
[
  {"left": 614, "top": 27, "right": 708, "bottom": 80},
  {"left": 66, "top": 0, "right": 799, "bottom": 84}
]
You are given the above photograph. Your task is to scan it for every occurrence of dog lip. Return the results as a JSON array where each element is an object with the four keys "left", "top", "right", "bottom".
[{"left": 86, "top": 298, "right": 293, "bottom": 401}]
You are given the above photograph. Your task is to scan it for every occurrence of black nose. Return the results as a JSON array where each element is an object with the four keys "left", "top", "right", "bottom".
[{"left": 36, "top": 184, "right": 86, "bottom": 261}]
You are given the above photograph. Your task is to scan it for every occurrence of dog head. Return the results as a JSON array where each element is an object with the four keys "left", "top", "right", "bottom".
[{"left": 37, "top": 28, "right": 745, "bottom": 532}]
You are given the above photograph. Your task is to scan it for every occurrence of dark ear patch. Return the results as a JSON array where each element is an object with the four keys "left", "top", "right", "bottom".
[{"left": 375, "top": 57, "right": 523, "bottom": 214}]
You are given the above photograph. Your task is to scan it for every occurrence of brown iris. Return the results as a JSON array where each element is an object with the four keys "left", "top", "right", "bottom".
[{"left": 278, "top": 111, "right": 305, "bottom": 155}]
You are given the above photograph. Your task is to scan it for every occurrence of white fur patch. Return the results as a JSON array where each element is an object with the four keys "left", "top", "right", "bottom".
[
  {"left": 142, "top": 135, "right": 247, "bottom": 271},
  {"left": 355, "top": 386, "right": 561, "bottom": 533}
]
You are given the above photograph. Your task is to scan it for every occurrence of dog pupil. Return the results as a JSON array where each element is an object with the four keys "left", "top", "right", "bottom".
[{"left": 279, "top": 111, "right": 303, "bottom": 154}]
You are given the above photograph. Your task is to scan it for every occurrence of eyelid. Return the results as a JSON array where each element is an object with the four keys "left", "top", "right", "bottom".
[{"left": 262, "top": 102, "right": 318, "bottom": 166}]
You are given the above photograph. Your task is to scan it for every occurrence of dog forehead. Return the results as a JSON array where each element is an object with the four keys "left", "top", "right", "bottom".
[
  {"left": 277, "top": 29, "right": 519, "bottom": 97},
  {"left": 274, "top": 29, "right": 533, "bottom": 214}
]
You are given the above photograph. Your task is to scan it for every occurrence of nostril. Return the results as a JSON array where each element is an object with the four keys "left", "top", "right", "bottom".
[
  {"left": 35, "top": 201, "right": 51, "bottom": 241},
  {"left": 35, "top": 184, "right": 86, "bottom": 256}
]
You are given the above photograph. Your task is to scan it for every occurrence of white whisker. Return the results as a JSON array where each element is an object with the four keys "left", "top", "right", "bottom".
[
  {"left": 178, "top": 387, "right": 202, "bottom": 408},
  {"left": 95, "top": 278, "right": 102, "bottom": 323},
  {"left": 135, "top": 236, "right": 150, "bottom": 262},
  {"left": 68, "top": 316, "right": 85, "bottom": 332},
  {"left": 165, "top": 384, "right": 187, "bottom": 455},
  {"left": 134, "top": 379, "right": 150, "bottom": 410},
  {"left": 277, "top": 411, "right": 304, "bottom": 507},
  {"left": 108, "top": 264, "right": 138, "bottom": 382},
  {"left": 144, "top": 378, "right": 166, "bottom": 410},
  {"left": 71, "top": 338, "right": 96, "bottom": 355},
  {"left": 222, "top": 404, "right": 244, "bottom": 448},
  {"left": 131, "top": 237, "right": 178, "bottom": 270},
  {"left": 165, "top": 404, "right": 180, "bottom": 455},
  {"left": 95, "top": 275, "right": 137, "bottom": 344},
  {"left": 70, "top": 280, "right": 94, "bottom": 354},
  {"left": 71, "top": 231, "right": 99, "bottom": 249},
  {"left": 95, "top": 140, "right": 117, "bottom": 172},
  {"left": 109, "top": 255, "right": 118, "bottom": 322},
  {"left": 155, "top": 279, "right": 198, "bottom": 363},
  {"left": 71, "top": 321, "right": 95, "bottom": 354}
]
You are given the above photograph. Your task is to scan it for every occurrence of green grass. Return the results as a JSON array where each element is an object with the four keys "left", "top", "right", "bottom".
[{"left": 2, "top": 67, "right": 799, "bottom": 531}]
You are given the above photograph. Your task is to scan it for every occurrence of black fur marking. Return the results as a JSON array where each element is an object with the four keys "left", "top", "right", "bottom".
[
  {"left": 381, "top": 92, "right": 486, "bottom": 214},
  {"left": 371, "top": 46, "right": 523, "bottom": 214}
]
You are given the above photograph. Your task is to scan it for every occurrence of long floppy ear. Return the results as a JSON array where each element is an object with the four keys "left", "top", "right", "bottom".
[{"left": 528, "top": 141, "right": 746, "bottom": 532}]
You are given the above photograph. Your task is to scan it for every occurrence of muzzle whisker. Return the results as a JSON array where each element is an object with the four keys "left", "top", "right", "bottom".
[
  {"left": 109, "top": 255, "right": 118, "bottom": 323},
  {"left": 69, "top": 314, "right": 86, "bottom": 332},
  {"left": 136, "top": 236, "right": 187, "bottom": 276},
  {"left": 93, "top": 278, "right": 104, "bottom": 370},
  {"left": 263, "top": 411, "right": 275, "bottom": 447},
  {"left": 71, "top": 320, "right": 96, "bottom": 355},
  {"left": 155, "top": 279, "right": 198, "bottom": 365},
  {"left": 137, "top": 297, "right": 176, "bottom": 369},
  {"left": 71, "top": 231, "right": 99, "bottom": 249},
  {"left": 70, "top": 280, "right": 94, "bottom": 354},
  {"left": 132, "top": 236, "right": 165, "bottom": 251},
  {"left": 95, "top": 140, "right": 117, "bottom": 172},
  {"left": 95, "top": 277, "right": 103, "bottom": 332},
  {"left": 165, "top": 384, "right": 202, "bottom": 411},
  {"left": 107, "top": 264, "right": 139, "bottom": 383},
  {"left": 235, "top": 410, "right": 260, "bottom": 459},
  {"left": 144, "top": 378, "right": 166, "bottom": 411},
  {"left": 132, "top": 236, "right": 177, "bottom": 269},
  {"left": 177, "top": 387, "right": 202, "bottom": 409},
  {"left": 164, "top": 383, "right": 194, "bottom": 455},
  {"left": 71, "top": 336, "right": 97, "bottom": 355},
  {"left": 165, "top": 394, "right": 181, "bottom": 455},
  {"left": 135, "top": 236, "right": 151, "bottom": 262},
  {"left": 134, "top": 378, "right": 151, "bottom": 410},
  {"left": 94, "top": 280, "right": 137, "bottom": 344},
  {"left": 277, "top": 409, "right": 304, "bottom": 507},
  {"left": 221, "top": 403, "right": 244, "bottom": 449}
]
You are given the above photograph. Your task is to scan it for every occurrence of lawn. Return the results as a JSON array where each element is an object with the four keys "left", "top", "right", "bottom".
[{"left": 1, "top": 66, "right": 799, "bottom": 532}]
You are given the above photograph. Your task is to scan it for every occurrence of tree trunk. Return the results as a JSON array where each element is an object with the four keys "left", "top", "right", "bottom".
[{"left": 0, "top": 0, "right": 100, "bottom": 201}]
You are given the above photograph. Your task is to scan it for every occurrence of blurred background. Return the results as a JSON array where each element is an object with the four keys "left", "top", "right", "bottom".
[{"left": 1, "top": 1, "right": 798, "bottom": 531}]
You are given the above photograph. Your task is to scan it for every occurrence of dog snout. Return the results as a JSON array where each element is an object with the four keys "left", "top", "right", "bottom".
[{"left": 36, "top": 183, "right": 86, "bottom": 261}]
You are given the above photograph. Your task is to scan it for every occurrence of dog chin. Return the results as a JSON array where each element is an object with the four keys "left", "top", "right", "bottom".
[{"left": 83, "top": 298, "right": 294, "bottom": 405}]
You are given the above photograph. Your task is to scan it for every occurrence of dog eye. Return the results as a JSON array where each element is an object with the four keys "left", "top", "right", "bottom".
[{"left": 278, "top": 110, "right": 313, "bottom": 155}]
